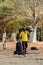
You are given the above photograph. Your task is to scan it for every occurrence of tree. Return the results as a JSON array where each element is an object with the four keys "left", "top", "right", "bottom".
[
  {"left": 10, "top": 0, "right": 43, "bottom": 24},
  {"left": 0, "top": 0, "right": 43, "bottom": 23},
  {"left": 0, "top": 0, "right": 43, "bottom": 42},
  {"left": 29, "top": 0, "right": 43, "bottom": 28}
]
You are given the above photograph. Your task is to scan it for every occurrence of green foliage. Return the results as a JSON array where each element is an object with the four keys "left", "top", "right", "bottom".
[
  {"left": 0, "top": 3, "right": 12, "bottom": 13},
  {"left": 6, "top": 18, "right": 32, "bottom": 37},
  {"left": 6, "top": 23, "right": 11, "bottom": 37},
  {"left": 37, "top": 26, "right": 43, "bottom": 41},
  {"left": 13, "top": 18, "right": 32, "bottom": 29}
]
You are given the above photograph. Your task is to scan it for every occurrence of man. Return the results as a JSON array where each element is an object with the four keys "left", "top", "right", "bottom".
[{"left": 20, "top": 27, "right": 29, "bottom": 54}]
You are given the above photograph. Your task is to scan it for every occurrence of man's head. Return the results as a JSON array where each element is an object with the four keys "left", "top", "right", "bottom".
[{"left": 23, "top": 26, "right": 26, "bottom": 32}]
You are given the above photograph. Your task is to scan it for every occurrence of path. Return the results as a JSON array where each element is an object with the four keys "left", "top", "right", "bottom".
[{"left": 0, "top": 48, "right": 43, "bottom": 65}]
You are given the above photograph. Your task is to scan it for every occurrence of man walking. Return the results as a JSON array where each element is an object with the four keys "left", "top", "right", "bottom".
[{"left": 20, "top": 27, "right": 29, "bottom": 54}]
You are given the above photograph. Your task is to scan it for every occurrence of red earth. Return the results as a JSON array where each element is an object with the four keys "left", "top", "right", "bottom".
[{"left": 0, "top": 41, "right": 43, "bottom": 50}]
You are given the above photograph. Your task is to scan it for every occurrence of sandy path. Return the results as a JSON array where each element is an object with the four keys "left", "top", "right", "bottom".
[{"left": 0, "top": 48, "right": 43, "bottom": 65}]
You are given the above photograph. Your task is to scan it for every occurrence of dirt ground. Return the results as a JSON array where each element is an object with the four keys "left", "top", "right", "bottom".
[{"left": 0, "top": 48, "right": 43, "bottom": 65}]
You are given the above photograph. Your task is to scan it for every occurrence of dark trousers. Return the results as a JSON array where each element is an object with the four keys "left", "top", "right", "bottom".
[{"left": 22, "top": 41, "right": 28, "bottom": 53}]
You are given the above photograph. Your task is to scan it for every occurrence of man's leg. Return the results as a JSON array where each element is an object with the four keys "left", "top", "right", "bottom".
[
  {"left": 22, "top": 41, "right": 28, "bottom": 54},
  {"left": 22, "top": 42, "right": 25, "bottom": 53},
  {"left": 25, "top": 42, "right": 28, "bottom": 53}
]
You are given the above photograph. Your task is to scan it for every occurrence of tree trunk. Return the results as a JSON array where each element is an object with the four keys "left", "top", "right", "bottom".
[
  {"left": 2, "top": 28, "right": 7, "bottom": 49},
  {"left": 29, "top": 26, "right": 37, "bottom": 43},
  {"left": 10, "top": 32, "right": 16, "bottom": 42}
]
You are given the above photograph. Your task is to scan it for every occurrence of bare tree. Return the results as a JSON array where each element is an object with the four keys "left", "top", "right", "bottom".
[
  {"left": 28, "top": 0, "right": 43, "bottom": 42},
  {"left": 29, "top": 0, "right": 43, "bottom": 28}
]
